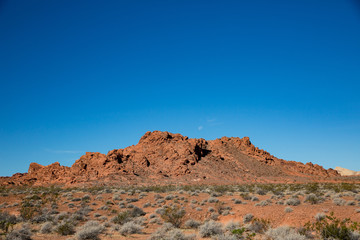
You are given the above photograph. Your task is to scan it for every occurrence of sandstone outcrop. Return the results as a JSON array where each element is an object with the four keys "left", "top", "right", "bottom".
[
  {"left": 335, "top": 167, "right": 360, "bottom": 176},
  {"left": 0, "top": 131, "right": 340, "bottom": 186}
]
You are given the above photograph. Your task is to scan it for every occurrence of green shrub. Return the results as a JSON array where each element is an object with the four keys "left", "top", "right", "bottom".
[
  {"left": 54, "top": 220, "right": 75, "bottom": 236},
  {"left": 111, "top": 211, "right": 131, "bottom": 225},
  {"left": 160, "top": 205, "right": 185, "bottom": 228},
  {"left": 232, "top": 228, "right": 256, "bottom": 240},
  {"left": 304, "top": 193, "right": 321, "bottom": 204},
  {"left": 0, "top": 212, "right": 17, "bottom": 234},
  {"left": 20, "top": 199, "right": 40, "bottom": 221},
  {"left": 305, "top": 212, "right": 360, "bottom": 240}
]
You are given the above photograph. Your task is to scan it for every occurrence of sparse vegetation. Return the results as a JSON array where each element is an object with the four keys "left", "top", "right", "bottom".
[{"left": 2, "top": 183, "right": 360, "bottom": 239}]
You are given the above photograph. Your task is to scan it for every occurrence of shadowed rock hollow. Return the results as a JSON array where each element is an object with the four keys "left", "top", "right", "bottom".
[{"left": 0, "top": 131, "right": 340, "bottom": 186}]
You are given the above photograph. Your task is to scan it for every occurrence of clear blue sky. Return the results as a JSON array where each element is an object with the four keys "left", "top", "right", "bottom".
[{"left": 1, "top": 0, "right": 359, "bottom": 177}]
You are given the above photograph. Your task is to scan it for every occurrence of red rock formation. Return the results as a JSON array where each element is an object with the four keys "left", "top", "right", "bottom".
[{"left": 0, "top": 131, "right": 340, "bottom": 186}]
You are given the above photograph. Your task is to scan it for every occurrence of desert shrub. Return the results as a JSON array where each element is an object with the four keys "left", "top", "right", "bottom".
[
  {"left": 199, "top": 220, "right": 223, "bottom": 237},
  {"left": 208, "top": 207, "right": 215, "bottom": 212},
  {"left": 167, "top": 229, "right": 196, "bottom": 240},
  {"left": 208, "top": 197, "right": 219, "bottom": 203},
  {"left": 150, "top": 223, "right": 195, "bottom": 240},
  {"left": 119, "top": 221, "right": 143, "bottom": 235},
  {"left": 143, "top": 202, "right": 151, "bottom": 208},
  {"left": 55, "top": 212, "right": 69, "bottom": 222},
  {"left": 111, "top": 211, "right": 131, "bottom": 225},
  {"left": 112, "top": 194, "right": 121, "bottom": 201},
  {"left": 234, "top": 199, "right": 242, "bottom": 204},
  {"left": 111, "top": 206, "right": 145, "bottom": 225},
  {"left": 305, "top": 212, "right": 360, "bottom": 240},
  {"left": 20, "top": 199, "right": 40, "bottom": 221},
  {"left": 333, "top": 198, "right": 346, "bottom": 206},
  {"left": 283, "top": 207, "right": 293, "bottom": 213},
  {"left": 160, "top": 205, "right": 185, "bottom": 228},
  {"left": 230, "top": 227, "right": 257, "bottom": 240},
  {"left": 31, "top": 211, "right": 53, "bottom": 223},
  {"left": 75, "top": 221, "right": 104, "bottom": 240},
  {"left": 40, "top": 221, "right": 53, "bottom": 234},
  {"left": 165, "top": 194, "right": 174, "bottom": 200},
  {"left": 154, "top": 194, "right": 162, "bottom": 200},
  {"left": 126, "top": 198, "right": 139, "bottom": 203},
  {"left": 155, "top": 208, "right": 165, "bottom": 215},
  {"left": 77, "top": 206, "right": 93, "bottom": 216},
  {"left": 82, "top": 195, "right": 91, "bottom": 201},
  {"left": 304, "top": 193, "right": 322, "bottom": 204},
  {"left": 184, "top": 219, "right": 201, "bottom": 229},
  {"left": 132, "top": 216, "right": 146, "bottom": 226},
  {"left": 222, "top": 210, "right": 230, "bottom": 216},
  {"left": 210, "top": 213, "right": 219, "bottom": 220},
  {"left": 355, "top": 194, "right": 360, "bottom": 201},
  {"left": 246, "top": 218, "right": 271, "bottom": 233},
  {"left": 5, "top": 225, "right": 32, "bottom": 240},
  {"left": 315, "top": 213, "right": 326, "bottom": 222},
  {"left": 265, "top": 226, "right": 307, "bottom": 240},
  {"left": 255, "top": 200, "right": 270, "bottom": 207},
  {"left": 157, "top": 199, "right": 165, "bottom": 204},
  {"left": 224, "top": 221, "right": 240, "bottom": 232},
  {"left": 240, "top": 193, "right": 252, "bottom": 200},
  {"left": 0, "top": 212, "right": 17, "bottom": 233},
  {"left": 210, "top": 192, "right": 222, "bottom": 197},
  {"left": 55, "top": 220, "right": 75, "bottom": 235},
  {"left": 243, "top": 214, "right": 254, "bottom": 224},
  {"left": 251, "top": 196, "right": 259, "bottom": 202},
  {"left": 94, "top": 195, "right": 102, "bottom": 201},
  {"left": 347, "top": 201, "right": 356, "bottom": 206},
  {"left": 215, "top": 202, "right": 230, "bottom": 215},
  {"left": 196, "top": 207, "right": 202, "bottom": 211},
  {"left": 149, "top": 218, "right": 160, "bottom": 224},
  {"left": 130, "top": 206, "right": 146, "bottom": 217},
  {"left": 71, "top": 212, "right": 86, "bottom": 222},
  {"left": 285, "top": 198, "right": 300, "bottom": 206},
  {"left": 305, "top": 183, "right": 320, "bottom": 194},
  {"left": 255, "top": 188, "right": 267, "bottom": 195},
  {"left": 98, "top": 205, "right": 109, "bottom": 211},
  {"left": 212, "top": 233, "right": 238, "bottom": 240}
]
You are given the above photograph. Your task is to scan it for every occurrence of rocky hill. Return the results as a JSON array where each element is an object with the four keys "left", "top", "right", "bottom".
[{"left": 0, "top": 131, "right": 340, "bottom": 186}]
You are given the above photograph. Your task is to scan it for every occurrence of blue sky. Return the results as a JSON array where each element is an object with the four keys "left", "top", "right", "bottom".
[{"left": 1, "top": 0, "right": 359, "bottom": 176}]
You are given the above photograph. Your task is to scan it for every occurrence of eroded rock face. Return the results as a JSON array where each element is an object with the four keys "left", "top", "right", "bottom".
[{"left": 0, "top": 131, "right": 340, "bottom": 186}]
